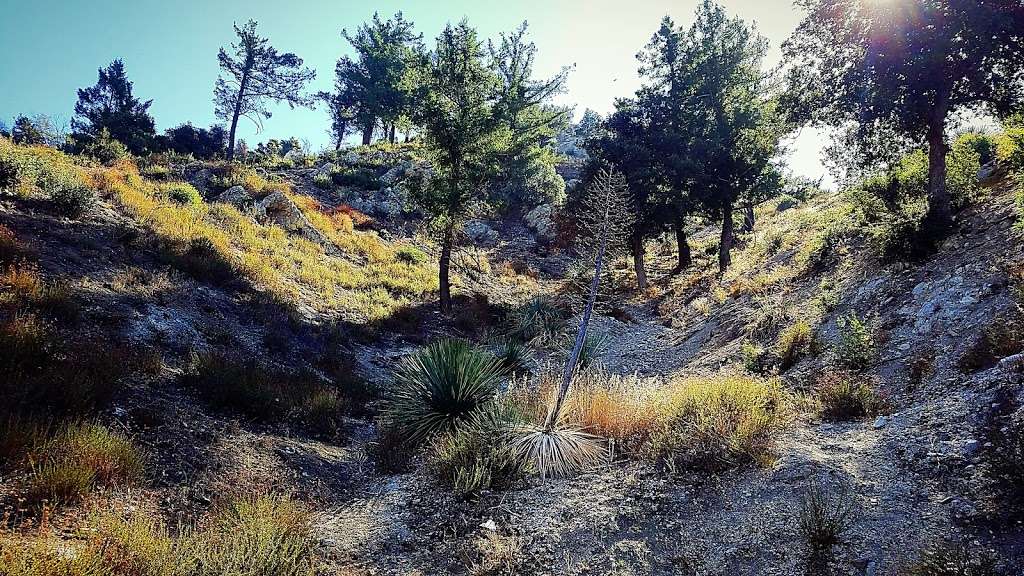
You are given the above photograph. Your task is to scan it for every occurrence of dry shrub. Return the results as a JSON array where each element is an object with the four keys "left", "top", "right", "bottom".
[
  {"left": 798, "top": 480, "right": 857, "bottom": 552},
  {"left": 775, "top": 319, "right": 817, "bottom": 371},
  {"left": 0, "top": 224, "right": 26, "bottom": 266},
  {"left": 648, "top": 373, "right": 789, "bottom": 471},
  {"left": 816, "top": 372, "right": 885, "bottom": 421},
  {"left": 958, "top": 313, "right": 1024, "bottom": 373},
  {"left": 465, "top": 532, "right": 526, "bottom": 576},
  {"left": 24, "top": 422, "right": 144, "bottom": 508},
  {"left": 552, "top": 369, "right": 661, "bottom": 456}
]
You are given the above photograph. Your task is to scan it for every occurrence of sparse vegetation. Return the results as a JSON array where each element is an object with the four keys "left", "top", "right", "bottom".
[
  {"left": 775, "top": 319, "right": 816, "bottom": 371},
  {"left": 798, "top": 480, "right": 856, "bottom": 552},
  {"left": 816, "top": 372, "right": 885, "bottom": 421},
  {"left": 834, "top": 312, "right": 876, "bottom": 372}
]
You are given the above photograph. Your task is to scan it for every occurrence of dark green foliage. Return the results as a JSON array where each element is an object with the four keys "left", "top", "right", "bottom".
[
  {"left": 331, "top": 166, "right": 381, "bottom": 190},
  {"left": 783, "top": 0, "right": 1024, "bottom": 230},
  {"left": 834, "top": 312, "right": 876, "bottom": 372},
  {"left": 157, "top": 182, "right": 203, "bottom": 206},
  {"left": 508, "top": 296, "right": 568, "bottom": 345},
  {"left": 79, "top": 127, "right": 130, "bottom": 165},
  {"left": 798, "top": 480, "right": 856, "bottom": 552},
  {"left": 72, "top": 59, "right": 156, "bottom": 155},
  {"left": 333, "top": 12, "right": 424, "bottom": 146},
  {"left": 158, "top": 123, "right": 227, "bottom": 159},
  {"left": 394, "top": 245, "right": 427, "bottom": 265},
  {"left": 386, "top": 339, "right": 506, "bottom": 444},
  {"left": 214, "top": 20, "right": 316, "bottom": 159},
  {"left": 12, "top": 115, "right": 47, "bottom": 146},
  {"left": 427, "top": 400, "right": 526, "bottom": 498},
  {"left": 494, "top": 338, "right": 532, "bottom": 375}
]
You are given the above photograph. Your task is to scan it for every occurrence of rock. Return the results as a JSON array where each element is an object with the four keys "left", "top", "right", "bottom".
[
  {"left": 380, "top": 161, "right": 413, "bottom": 187},
  {"left": 255, "top": 191, "right": 334, "bottom": 250},
  {"left": 525, "top": 204, "right": 557, "bottom": 241},
  {"left": 997, "top": 352, "right": 1024, "bottom": 370},
  {"left": 873, "top": 416, "right": 889, "bottom": 429},
  {"left": 215, "top": 185, "right": 254, "bottom": 208},
  {"left": 338, "top": 151, "right": 360, "bottom": 165},
  {"left": 284, "top": 148, "right": 304, "bottom": 161},
  {"left": 464, "top": 220, "right": 499, "bottom": 246},
  {"left": 314, "top": 162, "right": 337, "bottom": 178},
  {"left": 480, "top": 519, "right": 497, "bottom": 531}
]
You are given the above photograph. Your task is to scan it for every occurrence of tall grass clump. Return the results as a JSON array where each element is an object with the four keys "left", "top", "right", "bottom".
[
  {"left": 426, "top": 399, "right": 526, "bottom": 498},
  {"left": 816, "top": 372, "right": 885, "bottom": 421},
  {"left": 507, "top": 297, "right": 568, "bottom": 345},
  {"left": 25, "top": 422, "right": 144, "bottom": 508},
  {"left": 387, "top": 339, "right": 506, "bottom": 444},
  {"left": 798, "top": 480, "right": 857, "bottom": 552},
  {"left": 647, "top": 374, "right": 789, "bottom": 472},
  {"left": 775, "top": 319, "right": 817, "bottom": 371}
]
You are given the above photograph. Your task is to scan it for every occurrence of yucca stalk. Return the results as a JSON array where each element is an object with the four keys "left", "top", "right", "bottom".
[{"left": 517, "top": 167, "right": 630, "bottom": 478}]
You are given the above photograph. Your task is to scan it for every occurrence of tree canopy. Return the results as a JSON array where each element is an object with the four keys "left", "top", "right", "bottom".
[{"left": 783, "top": 0, "right": 1024, "bottom": 230}]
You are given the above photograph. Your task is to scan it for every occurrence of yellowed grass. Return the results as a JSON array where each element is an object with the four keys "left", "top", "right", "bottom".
[{"left": 15, "top": 145, "right": 443, "bottom": 321}]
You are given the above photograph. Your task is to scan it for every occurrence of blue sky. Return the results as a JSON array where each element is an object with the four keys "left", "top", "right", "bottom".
[{"left": 0, "top": 0, "right": 832, "bottom": 185}]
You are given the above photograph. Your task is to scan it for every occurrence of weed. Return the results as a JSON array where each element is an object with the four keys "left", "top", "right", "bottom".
[
  {"left": 816, "top": 372, "right": 885, "bottom": 421},
  {"left": 798, "top": 480, "right": 856, "bottom": 552},
  {"left": 775, "top": 319, "right": 817, "bottom": 371}
]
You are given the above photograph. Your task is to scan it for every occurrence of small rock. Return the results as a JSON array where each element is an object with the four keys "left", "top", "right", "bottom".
[
  {"left": 873, "top": 416, "right": 889, "bottom": 429},
  {"left": 480, "top": 519, "right": 497, "bottom": 531}
]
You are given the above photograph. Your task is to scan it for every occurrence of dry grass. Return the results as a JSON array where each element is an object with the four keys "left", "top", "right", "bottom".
[
  {"left": 0, "top": 493, "right": 319, "bottom": 576},
  {"left": 24, "top": 422, "right": 144, "bottom": 508},
  {"left": 816, "top": 372, "right": 885, "bottom": 421}
]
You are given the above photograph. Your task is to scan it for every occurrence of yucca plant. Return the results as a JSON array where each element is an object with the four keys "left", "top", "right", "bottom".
[
  {"left": 387, "top": 339, "right": 507, "bottom": 445},
  {"left": 508, "top": 297, "right": 568, "bottom": 345},
  {"left": 494, "top": 337, "right": 533, "bottom": 375}
]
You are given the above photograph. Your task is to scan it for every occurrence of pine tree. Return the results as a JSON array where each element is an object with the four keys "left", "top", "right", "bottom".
[
  {"left": 214, "top": 20, "right": 316, "bottom": 160},
  {"left": 72, "top": 59, "right": 155, "bottom": 155}
]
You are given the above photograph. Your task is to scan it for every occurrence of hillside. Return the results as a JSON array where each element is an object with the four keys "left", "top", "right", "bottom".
[{"left": 1, "top": 138, "right": 1023, "bottom": 576}]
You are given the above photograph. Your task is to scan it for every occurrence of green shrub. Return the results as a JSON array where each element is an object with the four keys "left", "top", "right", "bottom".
[
  {"left": 775, "top": 319, "right": 816, "bottom": 371},
  {"left": 386, "top": 339, "right": 506, "bottom": 445},
  {"left": 82, "top": 128, "right": 130, "bottom": 165},
  {"left": 49, "top": 178, "right": 96, "bottom": 217},
  {"left": 798, "top": 480, "right": 856, "bottom": 552},
  {"left": 158, "top": 182, "right": 202, "bottom": 206},
  {"left": 508, "top": 297, "right": 568, "bottom": 345},
  {"left": 426, "top": 400, "right": 525, "bottom": 498},
  {"left": 816, "top": 372, "right": 884, "bottom": 421},
  {"left": 495, "top": 338, "right": 532, "bottom": 375},
  {"left": 741, "top": 339, "right": 769, "bottom": 375},
  {"left": 394, "top": 244, "right": 427, "bottom": 265},
  {"left": 0, "top": 140, "right": 26, "bottom": 196},
  {"left": 140, "top": 163, "right": 171, "bottom": 180},
  {"left": 834, "top": 312, "right": 875, "bottom": 372},
  {"left": 311, "top": 172, "right": 331, "bottom": 190},
  {"left": 331, "top": 167, "right": 380, "bottom": 190}
]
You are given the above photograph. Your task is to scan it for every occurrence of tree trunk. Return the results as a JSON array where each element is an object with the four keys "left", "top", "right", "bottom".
[
  {"left": 632, "top": 233, "right": 648, "bottom": 291},
  {"left": 924, "top": 116, "right": 953, "bottom": 230},
  {"left": 674, "top": 219, "right": 691, "bottom": 272},
  {"left": 360, "top": 120, "right": 374, "bottom": 146},
  {"left": 438, "top": 221, "right": 454, "bottom": 311},
  {"left": 226, "top": 67, "right": 251, "bottom": 162},
  {"left": 719, "top": 202, "right": 734, "bottom": 274},
  {"left": 388, "top": 124, "right": 397, "bottom": 144},
  {"left": 742, "top": 203, "right": 755, "bottom": 232}
]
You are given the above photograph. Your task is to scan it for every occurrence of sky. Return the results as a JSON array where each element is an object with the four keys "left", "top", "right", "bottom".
[{"left": 0, "top": 0, "right": 833, "bottom": 186}]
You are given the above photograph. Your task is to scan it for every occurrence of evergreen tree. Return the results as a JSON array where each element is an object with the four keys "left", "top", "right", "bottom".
[
  {"left": 783, "top": 0, "right": 1024, "bottom": 233},
  {"left": 410, "top": 21, "right": 506, "bottom": 311},
  {"left": 72, "top": 59, "right": 155, "bottom": 155},
  {"left": 336, "top": 12, "right": 424, "bottom": 145},
  {"left": 12, "top": 116, "right": 45, "bottom": 146},
  {"left": 214, "top": 20, "right": 316, "bottom": 160}
]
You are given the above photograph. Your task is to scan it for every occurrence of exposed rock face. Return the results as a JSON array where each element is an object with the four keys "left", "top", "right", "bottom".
[
  {"left": 380, "top": 161, "right": 414, "bottom": 188},
  {"left": 525, "top": 204, "right": 557, "bottom": 242},
  {"left": 215, "top": 185, "right": 254, "bottom": 208},
  {"left": 313, "top": 163, "right": 337, "bottom": 179},
  {"left": 463, "top": 219, "right": 498, "bottom": 246},
  {"left": 255, "top": 191, "right": 334, "bottom": 250},
  {"left": 347, "top": 188, "right": 403, "bottom": 219}
]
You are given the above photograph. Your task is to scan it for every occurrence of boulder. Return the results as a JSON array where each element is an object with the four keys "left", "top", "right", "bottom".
[
  {"left": 525, "top": 204, "right": 557, "bottom": 241},
  {"left": 314, "top": 162, "right": 337, "bottom": 179},
  {"left": 464, "top": 220, "right": 499, "bottom": 246},
  {"left": 338, "top": 151, "right": 360, "bottom": 165},
  {"left": 215, "top": 185, "right": 254, "bottom": 208},
  {"left": 380, "top": 161, "right": 414, "bottom": 188},
  {"left": 284, "top": 148, "right": 305, "bottom": 162},
  {"left": 255, "top": 191, "right": 334, "bottom": 249}
]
